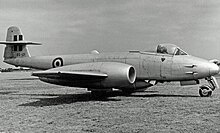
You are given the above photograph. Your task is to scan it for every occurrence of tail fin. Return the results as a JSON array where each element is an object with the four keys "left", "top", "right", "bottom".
[{"left": 0, "top": 26, "right": 41, "bottom": 60}]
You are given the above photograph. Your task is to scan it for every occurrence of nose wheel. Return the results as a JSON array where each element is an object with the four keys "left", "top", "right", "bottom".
[
  {"left": 199, "top": 76, "right": 219, "bottom": 97},
  {"left": 199, "top": 85, "right": 212, "bottom": 97}
]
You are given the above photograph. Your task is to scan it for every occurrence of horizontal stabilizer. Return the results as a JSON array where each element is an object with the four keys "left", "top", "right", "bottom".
[
  {"left": 32, "top": 70, "right": 108, "bottom": 80},
  {"left": 0, "top": 41, "right": 41, "bottom": 45}
]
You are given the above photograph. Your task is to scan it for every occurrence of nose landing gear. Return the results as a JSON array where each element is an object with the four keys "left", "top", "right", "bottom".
[
  {"left": 199, "top": 85, "right": 212, "bottom": 97},
  {"left": 199, "top": 76, "right": 219, "bottom": 97}
]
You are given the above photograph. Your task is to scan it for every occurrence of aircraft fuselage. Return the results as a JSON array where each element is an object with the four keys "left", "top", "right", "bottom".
[{"left": 4, "top": 51, "right": 218, "bottom": 81}]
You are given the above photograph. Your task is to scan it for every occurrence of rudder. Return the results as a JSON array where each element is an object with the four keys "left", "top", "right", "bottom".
[{"left": 6, "top": 26, "right": 24, "bottom": 41}]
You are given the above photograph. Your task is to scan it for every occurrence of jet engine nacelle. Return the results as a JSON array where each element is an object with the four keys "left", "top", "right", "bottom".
[
  {"left": 39, "top": 62, "right": 136, "bottom": 89},
  {"left": 98, "top": 62, "right": 136, "bottom": 88}
]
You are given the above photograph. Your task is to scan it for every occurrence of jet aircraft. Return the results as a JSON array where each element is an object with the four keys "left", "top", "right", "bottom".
[{"left": 0, "top": 26, "right": 219, "bottom": 97}]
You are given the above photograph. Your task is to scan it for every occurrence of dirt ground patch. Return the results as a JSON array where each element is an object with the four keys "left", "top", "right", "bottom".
[{"left": 0, "top": 72, "right": 219, "bottom": 132}]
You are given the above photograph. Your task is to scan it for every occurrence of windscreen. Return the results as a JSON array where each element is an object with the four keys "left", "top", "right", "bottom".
[
  {"left": 156, "top": 44, "right": 188, "bottom": 55},
  {"left": 174, "top": 48, "right": 188, "bottom": 55}
]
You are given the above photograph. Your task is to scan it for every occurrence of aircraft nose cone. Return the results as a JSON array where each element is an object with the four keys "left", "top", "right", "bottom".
[{"left": 209, "top": 63, "right": 220, "bottom": 76}]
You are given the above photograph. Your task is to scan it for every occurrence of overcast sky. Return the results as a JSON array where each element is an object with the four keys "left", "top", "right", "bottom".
[{"left": 0, "top": 0, "right": 220, "bottom": 68}]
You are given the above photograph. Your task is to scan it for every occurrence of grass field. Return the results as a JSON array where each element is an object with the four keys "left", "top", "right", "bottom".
[{"left": 0, "top": 72, "right": 219, "bottom": 133}]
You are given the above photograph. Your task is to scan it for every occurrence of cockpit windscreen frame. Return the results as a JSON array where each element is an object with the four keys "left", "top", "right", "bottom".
[{"left": 156, "top": 44, "right": 188, "bottom": 56}]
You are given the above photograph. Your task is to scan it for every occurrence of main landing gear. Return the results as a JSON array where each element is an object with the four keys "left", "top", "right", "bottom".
[
  {"left": 91, "top": 91, "right": 107, "bottom": 98},
  {"left": 199, "top": 76, "right": 219, "bottom": 97},
  {"left": 88, "top": 88, "right": 112, "bottom": 99}
]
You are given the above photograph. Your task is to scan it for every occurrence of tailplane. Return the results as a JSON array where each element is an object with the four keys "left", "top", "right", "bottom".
[{"left": 0, "top": 26, "right": 41, "bottom": 60}]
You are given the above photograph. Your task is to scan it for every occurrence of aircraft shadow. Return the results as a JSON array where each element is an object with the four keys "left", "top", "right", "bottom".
[
  {"left": 17, "top": 90, "right": 198, "bottom": 107},
  {"left": 129, "top": 93, "right": 200, "bottom": 98},
  {"left": 18, "top": 92, "right": 122, "bottom": 107}
]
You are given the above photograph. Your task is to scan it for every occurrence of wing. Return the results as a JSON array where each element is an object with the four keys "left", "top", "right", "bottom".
[{"left": 32, "top": 70, "right": 108, "bottom": 80}]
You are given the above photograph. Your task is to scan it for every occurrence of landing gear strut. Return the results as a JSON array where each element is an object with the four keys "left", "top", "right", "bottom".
[
  {"left": 199, "top": 76, "right": 219, "bottom": 97},
  {"left": 91, "top": 91, "right": 107, "bottom": 99},
  {"left": 88, "top": 88, "right": 112, "bottom": 99}
]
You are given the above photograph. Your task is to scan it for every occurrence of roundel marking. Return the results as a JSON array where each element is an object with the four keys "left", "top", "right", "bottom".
[{"left": 52, "top": 57, "right": 63, "bottom": 68}]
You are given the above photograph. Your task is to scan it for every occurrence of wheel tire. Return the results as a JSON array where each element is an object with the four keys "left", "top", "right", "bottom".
[{"left": 199, "top": 87, "right": 212, "bottom": 97}]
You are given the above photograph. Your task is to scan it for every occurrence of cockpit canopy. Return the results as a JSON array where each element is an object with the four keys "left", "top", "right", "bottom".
[{"left": 156, "top": 44, "right": 188, "bottom": 55}]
